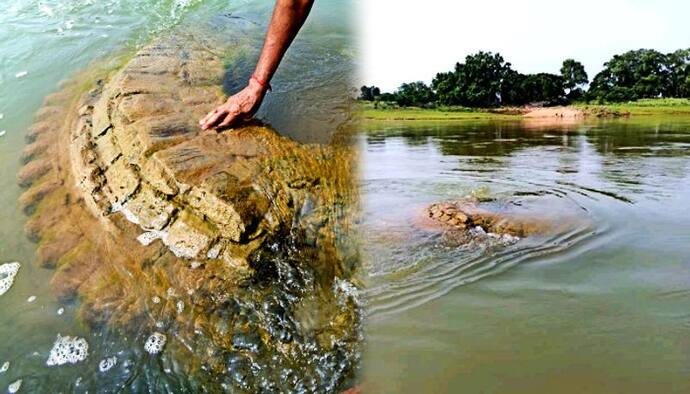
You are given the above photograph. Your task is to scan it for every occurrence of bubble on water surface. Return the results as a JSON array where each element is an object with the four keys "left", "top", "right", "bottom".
[
  {"left": 144, "top": 332, "right": 166, "bottom": 355},
  {"left": 0, "top": 361, "right": 8, "bottom": 373},
  {"left": 151, "top": 296, "right": 161, "bottom": 304},
  {"left": 46, "top": 334, "right": 89, "bottom": 366},
  {"left": 0, "top": 262, "right": 20, "bottom": 297},
  {"left": 26, "top": 295, "right": 36, "bottom": 303},
  {"left": 15, "top": 72, "right": 28, "bottom": 79},
  {"left": 98, "top": 356, "right": 117, "bottom": 373},
  {"left": 7, "top": 379, "right": 21, "bottom": 393},
  {"left": 0, "top": 113, "right": 4, "bottom": 119},
  {"left": 0, "top": 130, "right": 6, "bottom": 137},
  {"left": 57, "top": 308, "right": 64, "bottom": 315}
]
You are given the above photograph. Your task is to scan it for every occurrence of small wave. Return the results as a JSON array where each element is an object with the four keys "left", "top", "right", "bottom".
[{"left": 364, "top": 223, "right": 599, "bottom": 318}]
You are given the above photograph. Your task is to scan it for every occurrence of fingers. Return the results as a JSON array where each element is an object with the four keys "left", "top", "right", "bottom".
[
  {"left": 217, "top": 112, "right": 239, "bottom": 129},
  {"left": 199, "top": 108, "right": 218, "bottom": 127},
  {"left": 200, "top": 109, "right": 226, "bottom": 130}
]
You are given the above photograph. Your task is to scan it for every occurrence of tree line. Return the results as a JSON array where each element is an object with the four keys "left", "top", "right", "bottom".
[{"left": 360, "top": 48, "right": 690, "bottom": 107}]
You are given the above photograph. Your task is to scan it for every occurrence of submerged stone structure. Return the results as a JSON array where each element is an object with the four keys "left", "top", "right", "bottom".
[
  {"left": 423, "top": 199, "right": 545, "bottom": 238},
  {"left": 18, "top": 33, "right": 360, "bottom": 392}
]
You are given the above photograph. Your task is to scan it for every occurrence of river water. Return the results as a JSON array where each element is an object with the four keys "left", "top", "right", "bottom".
[
  {"left": 360, "top": 118, "right": 690, "bottom": 393},
  {"left": 0, "top": 0, "right": 356, "bottom": 392}
]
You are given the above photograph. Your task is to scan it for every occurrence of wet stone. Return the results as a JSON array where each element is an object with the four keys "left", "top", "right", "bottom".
[
  {"left": 231, "top": 332, "right": 262, "bottom": 353},
  {"left": 17, "top": 33, "right": 361, "bottom": 392},
  {"left": 424, "top": 199, "right": 537, "bottom": 238}
]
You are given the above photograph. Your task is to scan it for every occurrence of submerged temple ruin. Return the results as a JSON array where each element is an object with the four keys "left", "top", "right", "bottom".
[{"left": 18, "top": 32, "right": 361, "bottom": 392}]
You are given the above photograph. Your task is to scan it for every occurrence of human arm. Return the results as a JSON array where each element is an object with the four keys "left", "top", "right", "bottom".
[{"left": 199, "top": 0, "right": 315, "bottom": 130}]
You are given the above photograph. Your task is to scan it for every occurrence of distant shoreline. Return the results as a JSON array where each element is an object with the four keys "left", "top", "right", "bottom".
[{"left": 361, "top": 99, "right": 690, "bottom": 122}]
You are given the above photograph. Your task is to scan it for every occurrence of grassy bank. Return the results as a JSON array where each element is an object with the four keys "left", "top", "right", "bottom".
[
  {"left": 360, "top": 104, "right": 521, "bottom": 121},
  {"left": 362, "top": 98, "right": 690, "bottom": 121},
  {"left": 575, "top": 98, "right": 690, "bottom": 116}
]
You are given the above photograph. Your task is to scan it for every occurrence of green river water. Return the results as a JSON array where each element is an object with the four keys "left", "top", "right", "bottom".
[
  {"left": 0, "top": 0, "right": 355, "bottom": 392},
  {"left": 360, "top": 118, "right": 690, "bottom": 393}
]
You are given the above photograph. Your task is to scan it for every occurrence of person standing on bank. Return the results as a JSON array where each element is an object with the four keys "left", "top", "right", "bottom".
[{"left": 199, "top": 0, "right": 314, "bottom": 130}]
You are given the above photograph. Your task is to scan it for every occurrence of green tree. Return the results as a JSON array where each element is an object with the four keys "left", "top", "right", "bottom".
[
  {"left": 462, "top": 52, "right": 512, "bottom": 107},
  {"left": 589, "top": 49, "right": 670, "bottom": 102},
  {"left": 666, "top": 49, "right": 690, "bottom": 98},
  {"left": 521, "top": 73, "right": 566, "bottom": 103},
  {"left": 394, "top": 81, "right": 435, "bottom": 107},
  {"left": 359, "top": 85, "right": 381, "bottom": 101},
  {"left": 560, "top": 59, "right": 588, "bottom": 100},
  {"left": 431, "top": 52, "right": 513, "bottom": 107},
  {"left": 499, "top": 69, "right": 527, "bottom": 105}
]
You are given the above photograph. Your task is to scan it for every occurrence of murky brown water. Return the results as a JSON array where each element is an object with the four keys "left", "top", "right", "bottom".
[{"left": 360, "top": 118, "right": 690, "bottom": 393}]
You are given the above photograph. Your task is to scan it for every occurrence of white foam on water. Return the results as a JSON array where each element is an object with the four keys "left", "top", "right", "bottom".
[
  {"left": 46, "top": 334, "right": 89, "bottom": 366},
  {"left": 334, "top": 277, "right": 360, "bottom": 306},
  {"left": 39, "top": 4, "right": 54, "bottom": 17},
  {"left": 26, "top": 295, "right": 36, "bottom": 303},
  {"left": 0, "top": 262, "right": 20, "bottom": 296},
  {"left": 0, "top": 113, "right": 4, "bottom": 119},
  {"left": 469, "top": 226, "right": 520, "bottom": 246},
  {"left": 98, "top": 356, "right": 117, "bottom": 373},
  {"left": 144, "top": 332, "right": 166, "bottom": 354},
  {"left": 0, "top": 361, "right": 9, "bottom": 373},
  {"left": 57, "top": 308, "right": 64, "bottom": 315},
  {"left": 15, "top": 71, "right": 28, "bottom": 79},
  {"left": 0, "top": 130, "right": 6, "bottom": 137},
  {"left": 151, "top": 296, "right": 161, "bottom": 304},
  {"left": 8, "top": 379, "right": 21, "bottom": 393},
  {"left": 176, "top": 300, "right": 184, "bottom": 313}
]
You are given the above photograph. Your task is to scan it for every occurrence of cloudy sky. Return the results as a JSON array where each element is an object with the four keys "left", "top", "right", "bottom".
[{"left": 357, "top": 0, "right": 690, "bottom": 91}]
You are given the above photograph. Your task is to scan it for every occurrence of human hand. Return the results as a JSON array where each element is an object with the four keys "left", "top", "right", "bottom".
[{"left": 199, "top": 77, "right": 269, "bottom": 130}]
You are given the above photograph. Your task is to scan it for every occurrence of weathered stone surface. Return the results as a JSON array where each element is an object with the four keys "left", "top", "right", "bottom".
[
  {"left": 424, "top": 199, "right": 543, "bottom": 237},
  {"left": 18, "top": 32, "right": 360, "bottom": 392}
]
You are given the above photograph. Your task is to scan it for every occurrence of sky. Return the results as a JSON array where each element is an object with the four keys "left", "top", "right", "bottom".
[{"left": 357, "top": 0, "right": 690, "bottom": 92}]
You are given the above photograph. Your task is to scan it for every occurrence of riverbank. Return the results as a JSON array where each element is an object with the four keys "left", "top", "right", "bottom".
[{"left": 361, "top": 99, "right": 690, "bottom": 121}]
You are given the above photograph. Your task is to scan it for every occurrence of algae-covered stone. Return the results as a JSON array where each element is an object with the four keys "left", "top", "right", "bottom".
[
  {"left": 17, "top": 31, "right": 361, "bottom": 392},
  {"left": 164, "top": 210, "right": 215, "bottom": 259},
  {"left": 422, "top": 199, "right": 547, "bottom": 238}
]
